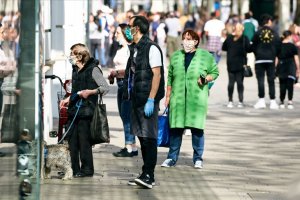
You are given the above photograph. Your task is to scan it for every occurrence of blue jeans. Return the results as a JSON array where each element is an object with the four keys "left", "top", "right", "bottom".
[
  {"left": 117, "top": 80, "right": 135, "bottom": 145},
  {"left": 167, "top": 128, "right": 204, "bottom": 163},
  {"left": 209, "top": 51, "right": 221, "bottom": 64}
]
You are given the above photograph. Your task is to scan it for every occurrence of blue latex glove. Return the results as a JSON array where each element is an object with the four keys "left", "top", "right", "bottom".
[{"left": 144, "top": 98, "right": 155, "bottom": 117}]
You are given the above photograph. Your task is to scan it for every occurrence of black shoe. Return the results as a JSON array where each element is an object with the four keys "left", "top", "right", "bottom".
[
  {"left": 128, "top": 178, "right": 155, "bottom": 186},
  {"left": 73, "top": 172, "right": 93, "bottom": 178},
  {"left": 112, "top": 148, "right": 138, "bottom": 157},
  {"left": 134, "top": 173, "right": 153, "bottom": 189}
]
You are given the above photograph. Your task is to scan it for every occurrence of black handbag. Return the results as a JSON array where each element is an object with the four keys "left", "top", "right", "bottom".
[
  {"left": 244, "top": 65, "right": 253, "bottom": 77},
  {"left": 243, "top": 36, "right": 253, "bottom": 78},
  {"left": 90, "top": 95, "right": 110, "bottom": 145}
]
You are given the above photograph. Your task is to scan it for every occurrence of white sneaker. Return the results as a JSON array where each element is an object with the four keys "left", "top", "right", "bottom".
[
  {"left": 227, "top": 101, "right": 234, "bottom": 108},
  {"left": 161, "top": 159, "right": 176, "bottom": 167},
  {"left": 254, "top": 98, "right": 266, "bottom": 109},
  {"left": 194, "top": 160, "right": 203, "bottom": 169},
  {"left": 279, "top": 103, "right": 285, "bottom": 109},
  {"left": 184, "top": 129, "right": 192, "bottom": 136},
  {"left": 270, "top": 100, "right": 279, "bottom": 110},
  {"left": 237, "top": 102, "right": 244, "bottom": 108},
  {"left": 287, "top": 102, "right": 294, "bottom": 109}
]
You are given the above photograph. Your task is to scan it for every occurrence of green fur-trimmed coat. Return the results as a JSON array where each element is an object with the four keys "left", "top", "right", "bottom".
[{"left": 168, "top": 49, "right": 219, "bottom": 130}]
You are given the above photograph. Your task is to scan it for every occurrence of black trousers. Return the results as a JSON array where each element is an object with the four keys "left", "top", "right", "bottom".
[
  {"left": 67, "top": 118, "right": 94, "bottom": 175},
  {"left": 255, "top": 63, "right": 276, "bottom": 99},
  {"left": 138, "top": 136, "right": 157, "bottom": 179},
  {"left": 227, "top": 71, "right": 244, "bottom": 102},
  {"left": 279, "top": 78, "right": 294, "bottom": 102}
]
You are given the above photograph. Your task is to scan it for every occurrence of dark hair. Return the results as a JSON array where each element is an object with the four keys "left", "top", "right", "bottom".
[
  {"left": 182, "top": 29, "right": 200, "bottom": 47},
  {"left": 281, "top": 30, "right": 292, "bottom": 40},
  {"left": 210, "top": 12, "right": 216, "bottom": 18},
  {"left": 94, "top": 15, "right": 102, "bottom": 32},
  {"left": 130, "top": 15, "right": 149, "bottom": 34},
  {"left": 260, "top": 14, "right": 273, "bottom": 26},
  {"left": 118, "top": 23, "right": 131, "bottom": 43},
  {"left": 245, "top": 12, "right": 251, "bottom": 19}
]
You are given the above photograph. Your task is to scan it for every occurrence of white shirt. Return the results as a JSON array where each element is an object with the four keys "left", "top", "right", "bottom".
[
  {"left": 89, "top": 22, "right": 103, "bottom": 40},
  {"left": 156, "top": 23, "right": 167, "bottom": 46},
  {"left": 165, "top": 17, "right": 182, "bottom": 37},
  {"left": 113, "top": 45, "right": 130, "bottom": 71},
  {"left": 149, "top": 45, "right": 162, "bottom": 68},
  {"left": 204, "top": 19, "right": 225, "bottom": 37}
]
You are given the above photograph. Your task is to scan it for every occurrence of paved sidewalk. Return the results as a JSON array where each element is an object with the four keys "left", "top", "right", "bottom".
[
  {"left": 40, "top": 56, "right": 300, "bottom": 200},
  {"left": 1, "top": 55, "right": 300, "bottom": 200}
]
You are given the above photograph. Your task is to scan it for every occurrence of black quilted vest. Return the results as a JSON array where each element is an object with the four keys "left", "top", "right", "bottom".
[{"left": 123, "top": 35, "right": 165, "bottom": 107}]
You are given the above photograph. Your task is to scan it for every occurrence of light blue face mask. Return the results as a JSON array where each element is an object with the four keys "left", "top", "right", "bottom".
[{"left": 125, "top": 27, "right": 133, "bottom": 41}]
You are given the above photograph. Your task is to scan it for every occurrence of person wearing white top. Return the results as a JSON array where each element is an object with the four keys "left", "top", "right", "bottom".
[
  {"left": 204, "top": 12, "right": 225, "bottom": 63},
  {"left": 165, "top": 12, "right": 182, "bottom": 57},
  {"left": 89, "top": 14, "right": 103, "bottom": 61},
  {"left": 109, "top": 24, "right": 138, "bottom": 157}
]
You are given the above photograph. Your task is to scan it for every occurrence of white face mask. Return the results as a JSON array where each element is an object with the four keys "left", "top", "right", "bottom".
[
  {"left": 68, "top": 56, "right": 77, "bottom": 65},
  {"left": 182, "top": 40, "right": 195, "bottom": 53},
  {"left": 118, "top": 38, "right": 126, "bottom": 46}
]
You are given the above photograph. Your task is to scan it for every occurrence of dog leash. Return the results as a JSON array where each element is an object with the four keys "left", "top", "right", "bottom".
[{"left": 58, "top": 99, "right": 82, "bottom": 144}]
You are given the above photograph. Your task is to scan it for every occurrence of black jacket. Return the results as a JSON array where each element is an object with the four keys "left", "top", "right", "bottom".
[
  {"left": 68, "top": 58, "right": 99, "bottom": 118},
  {"left": 251, "top": 26, "right": 281, "bottom": 61},
  {"left": 222, "top": 35, "right": 251, "bottom": 72},
  {"left": 123, "top": 35, "right": 165, "bottom": 107}
]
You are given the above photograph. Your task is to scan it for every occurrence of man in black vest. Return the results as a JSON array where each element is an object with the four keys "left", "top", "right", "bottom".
[{"left": 123, "top": 15, "right": 165, "bottom": 189}]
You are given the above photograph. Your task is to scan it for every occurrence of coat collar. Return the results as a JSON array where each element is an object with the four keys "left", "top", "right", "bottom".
[{"left": 135, "top": 35, "right": 151, "bottom": 50}]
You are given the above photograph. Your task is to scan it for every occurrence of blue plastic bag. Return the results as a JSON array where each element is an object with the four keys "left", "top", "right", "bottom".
[{"left": 157, "top": 108, "right": 170, "bottom": 147}]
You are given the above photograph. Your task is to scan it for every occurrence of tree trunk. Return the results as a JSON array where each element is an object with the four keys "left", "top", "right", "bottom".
[{"left": 295, "top": 0, "right": 300, "bottom": 24}]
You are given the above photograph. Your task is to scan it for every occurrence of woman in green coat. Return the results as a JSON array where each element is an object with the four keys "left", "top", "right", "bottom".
[{"left": 161, "top": 29, "right": 219, "bottom": 169}]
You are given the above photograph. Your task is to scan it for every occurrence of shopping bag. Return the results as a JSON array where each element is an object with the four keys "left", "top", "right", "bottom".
[
  {"left": 90, "top": 96, "right": 110, "bottom": 145},
  {"left": 157, "top": 108, "right": 170, "bottom": 147}
]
